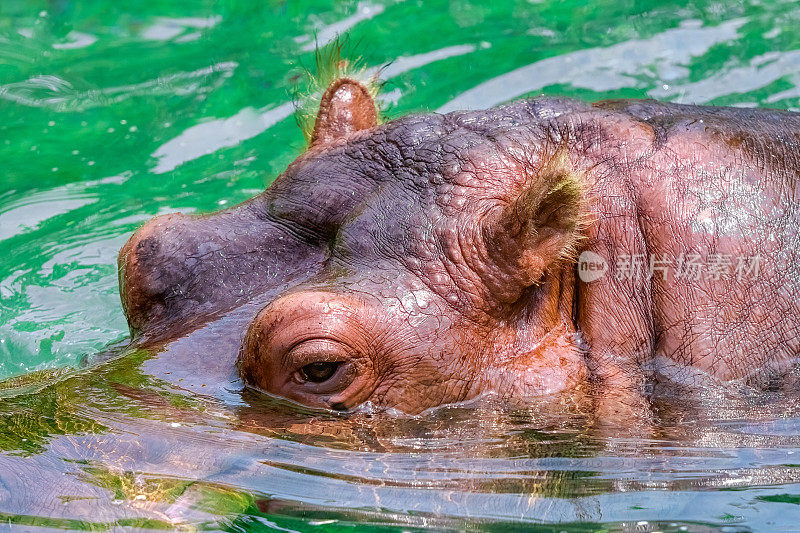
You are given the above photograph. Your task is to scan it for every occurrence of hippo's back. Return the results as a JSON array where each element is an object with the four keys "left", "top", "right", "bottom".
[
  {"left": 583, "top": 99, "right": 800, "bottom": 386},
  {"left": 595, "top": 99, "right": 800, "bottom": 178}
]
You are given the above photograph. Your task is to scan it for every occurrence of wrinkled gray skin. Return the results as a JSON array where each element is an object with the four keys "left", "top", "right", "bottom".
[{"left": 119, "top": 96, "right": 800, "bottom": 421}]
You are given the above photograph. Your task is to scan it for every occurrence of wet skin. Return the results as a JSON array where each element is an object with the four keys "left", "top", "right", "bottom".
[{"left": 118, "top": 79, "right": 800, "bottom": 420}]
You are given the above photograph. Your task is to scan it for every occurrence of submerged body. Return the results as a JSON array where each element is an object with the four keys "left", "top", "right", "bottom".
[{"left": 118, "top": 81, "right": 800, "bottom": 419}]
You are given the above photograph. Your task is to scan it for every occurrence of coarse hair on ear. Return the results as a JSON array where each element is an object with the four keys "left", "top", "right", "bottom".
[
  {"left": 293, "top": 37, "right": 383, "bottom": 147},
  {"left": 477, "top": 146, "right": 590, "bottom": 305}
]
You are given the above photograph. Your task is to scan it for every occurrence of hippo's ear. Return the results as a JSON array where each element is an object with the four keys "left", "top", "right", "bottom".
[
  {"left": 480, "top": 152, "right": 587, "bottom": 304},
  {"left": 310, "top": 78, "right": 379, "bottom": 147}
]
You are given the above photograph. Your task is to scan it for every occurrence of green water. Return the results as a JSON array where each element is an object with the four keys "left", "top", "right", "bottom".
[{"left": 2, "top": 0, "right": 800, "bottom": 531}]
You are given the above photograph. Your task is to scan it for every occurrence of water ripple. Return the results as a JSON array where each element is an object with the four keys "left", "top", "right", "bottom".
[
  {"left": 297, "top": 2, "right": 386, "bottom": 51},
  {"left": 439, "top": 18, "right": 746, "bottom": 112},
  {"left": 0, "top": 62, "right": 237, "bottom": 112},
  {"left": 651, "top": 49, "right": 800, "bottom": 105}
]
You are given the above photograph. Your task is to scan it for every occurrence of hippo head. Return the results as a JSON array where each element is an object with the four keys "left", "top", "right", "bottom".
[{"left": 119, "top": 78, "right": 593, "bottom": 413}]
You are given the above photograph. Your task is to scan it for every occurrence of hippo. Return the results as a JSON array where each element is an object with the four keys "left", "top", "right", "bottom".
[{"left": 118, "top": 73, "right": 800, "bottom": 421}]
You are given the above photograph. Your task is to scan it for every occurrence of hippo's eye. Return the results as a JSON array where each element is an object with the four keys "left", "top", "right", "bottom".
[{"left": 298, "top": 361, "right": 342, "bottom": 383}]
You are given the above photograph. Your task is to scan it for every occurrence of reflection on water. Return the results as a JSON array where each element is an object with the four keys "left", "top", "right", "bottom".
[
  {"left": 438, "top": 18, "right": 747, "bottom": 112},
  {"left": 150, "top": 102, "right": 294, "bottom": 174},
  {"left": 2, "top": 0, "right": 800, "bottom": 530},
  {"left": 651, "top": 49, "right": 800, "bottom": 103},
  {"left": 0, "top": 354, "right": 799, "bottom": 531},
  {"left": 298, "top": 2, "right": 386, "bottom": 52}
]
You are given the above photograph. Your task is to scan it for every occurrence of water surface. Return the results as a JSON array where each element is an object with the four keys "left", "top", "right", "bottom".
[{"left": 2, "top": 0, "right": 800, "bottom": 530}]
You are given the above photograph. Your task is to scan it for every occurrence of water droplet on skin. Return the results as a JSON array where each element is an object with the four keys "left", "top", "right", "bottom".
[{"left": 170, "top": 422, "right": 181, "bottom": 428}]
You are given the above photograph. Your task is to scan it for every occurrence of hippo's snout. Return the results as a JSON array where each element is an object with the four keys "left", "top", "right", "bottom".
[{"left": 118, "top": 213, "right": 191, "bottom": 334}]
